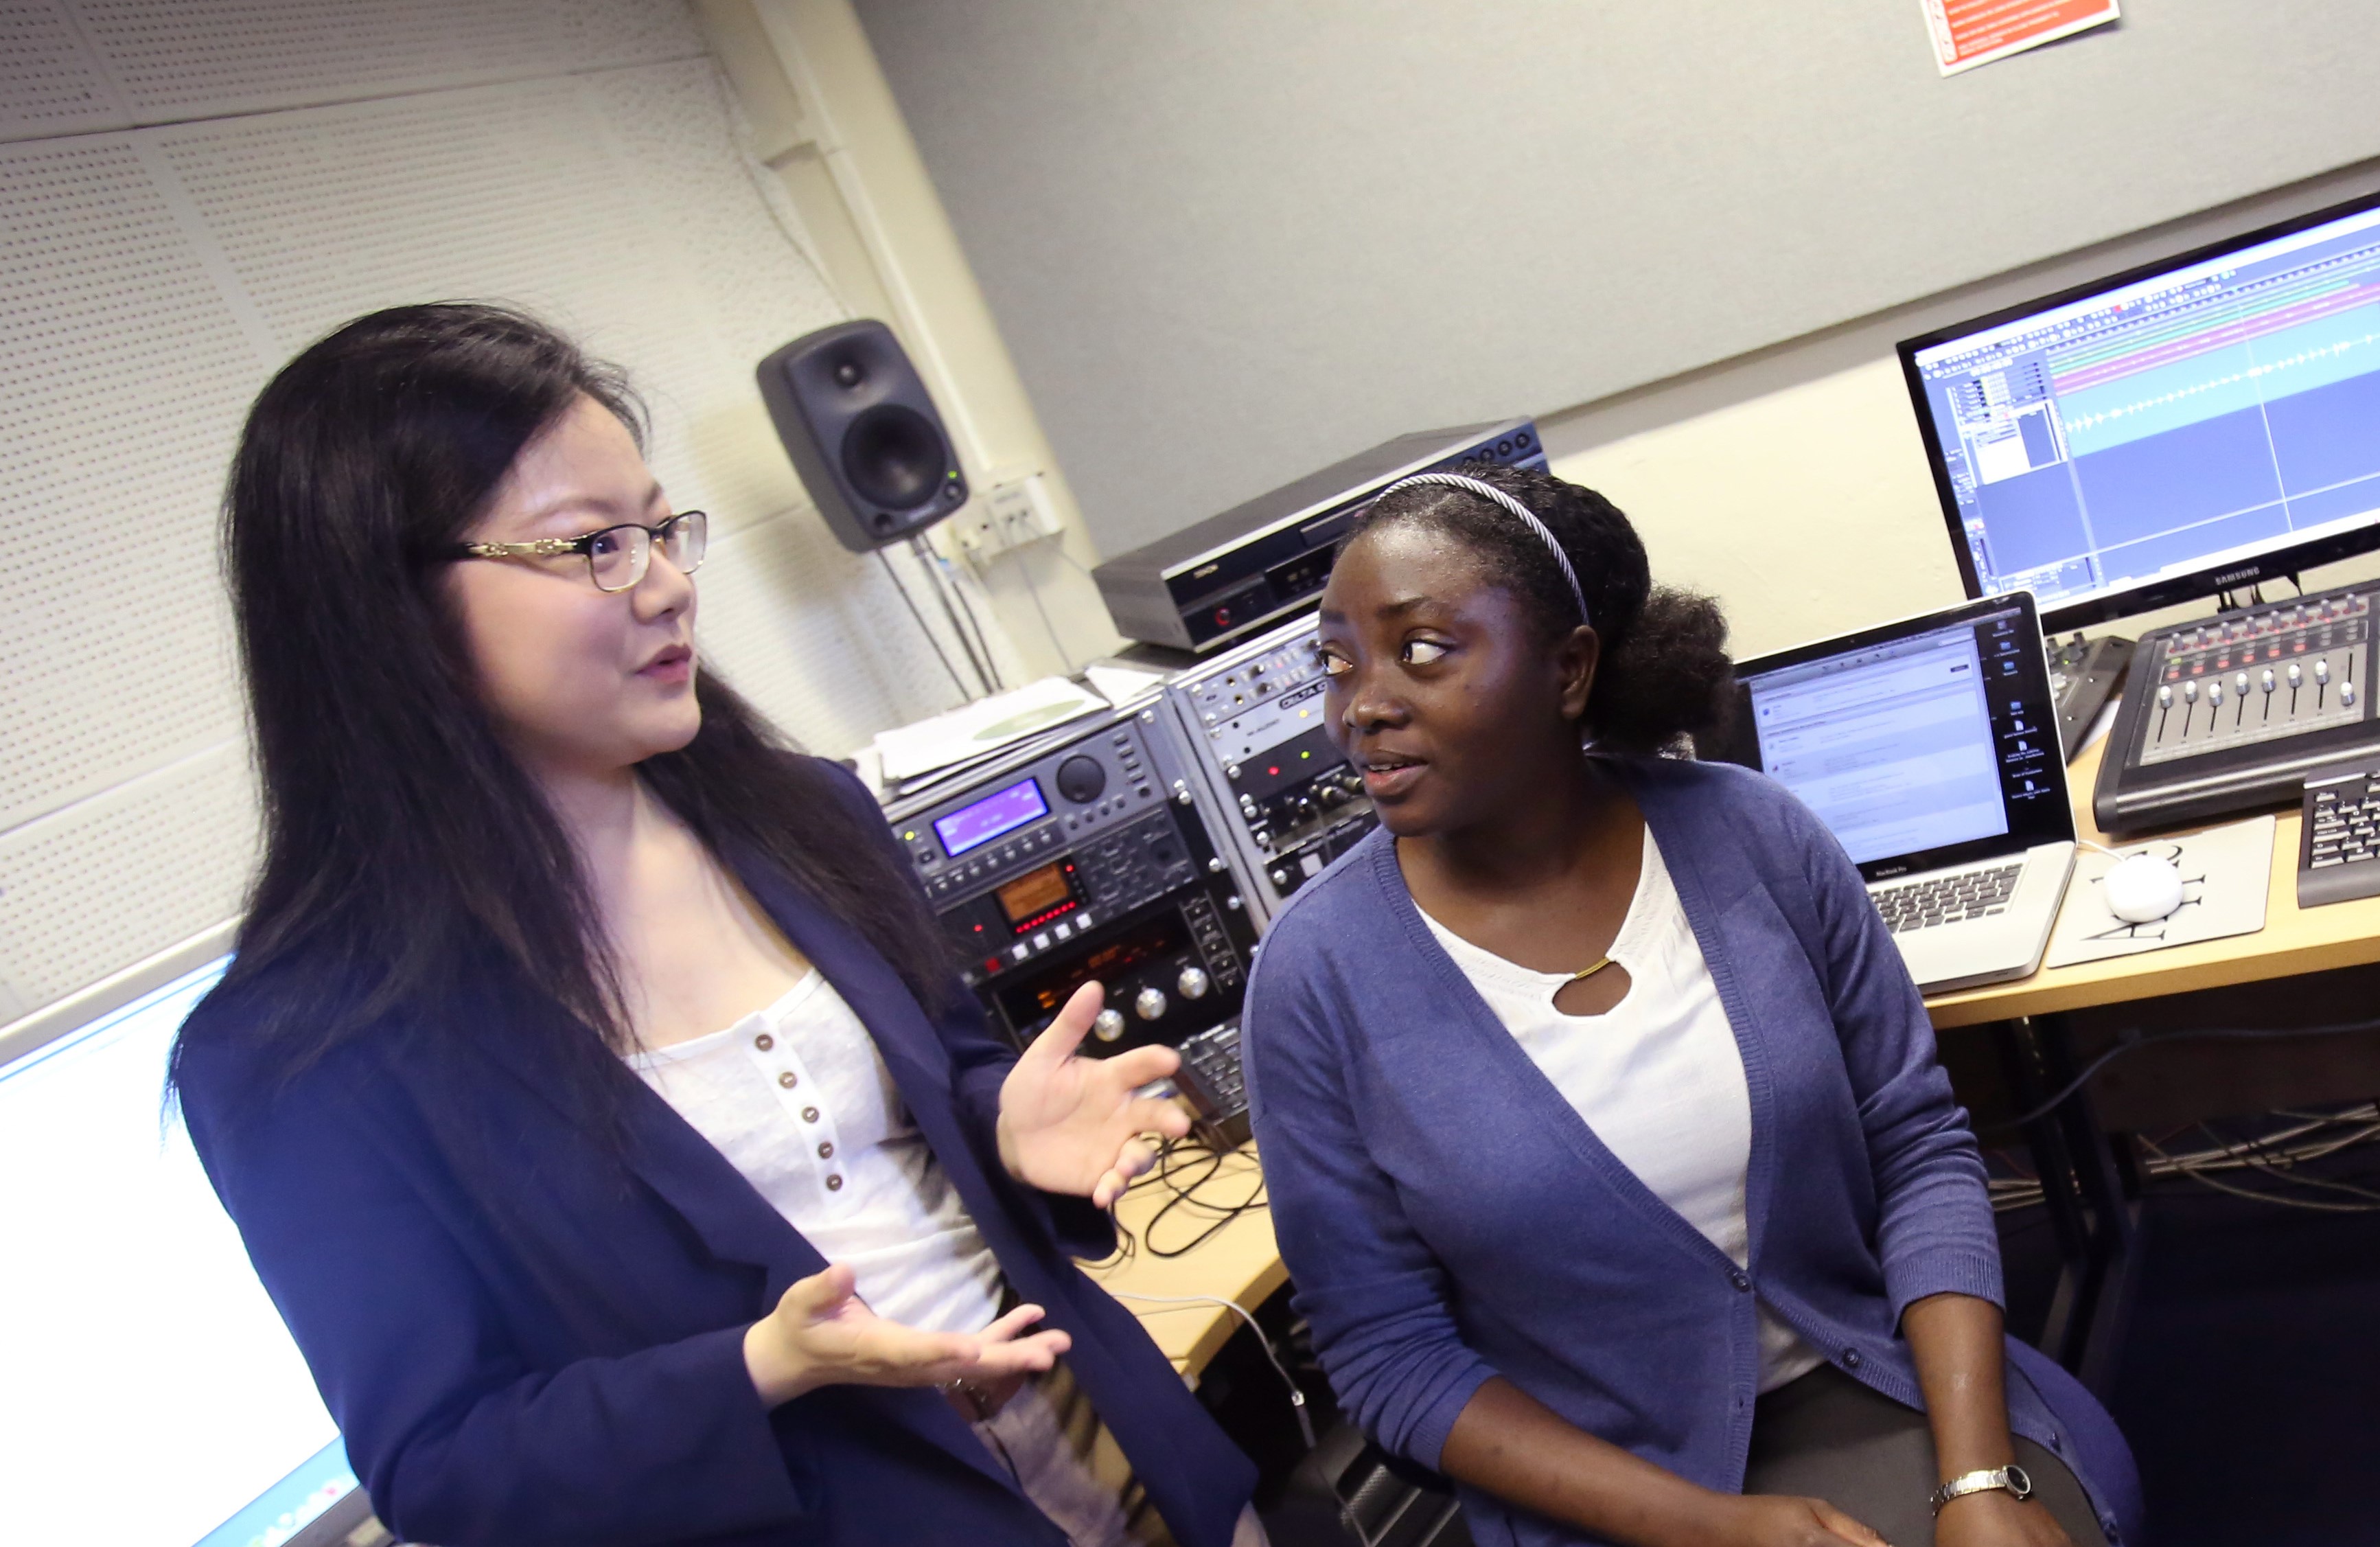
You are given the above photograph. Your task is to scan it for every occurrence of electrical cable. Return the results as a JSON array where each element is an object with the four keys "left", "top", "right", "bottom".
[
  {"left": 2137, "top": 1133, "right": 2380, "bottom": 1214},
  {"left": 875, "top": 548, "right": 969, "bottom": 701},
  {"left": 936, "top": 546, "right": 1008, "bottom": 692},
  {"left": 1010, "top": 545, "right": 1077, "bottom": 670},
  {"left": 1102, "top": 1290, "right": 1315, "bottom": 1448},
  {"left": 1985, "top": 1019, "right": 2380, "bottom": 1134},
  {"left": 907, "top": 534, "right": 995, "bottom": 696},
  {"left": 1986, "top": 1103, "right": 2380, "bottom": 1213}
]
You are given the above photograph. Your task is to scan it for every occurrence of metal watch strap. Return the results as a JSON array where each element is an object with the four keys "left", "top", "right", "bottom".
[{"left": 1931, "top": 1463, "right": 2035, "bottom": 1515}]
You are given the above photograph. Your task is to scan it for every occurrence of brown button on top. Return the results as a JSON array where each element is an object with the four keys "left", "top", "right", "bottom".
[
  {"left": 817, "top": 1141, "right": 835, "bottom": 1160},
  {"left": 802, "top": 1106, "right": 820, "bottom": 1123},
  {"left": 754, "top": 1033, "right": 774, "bottom": 1051},
  {"left": 826, "top": 1174, "right": 844, "bottom": 1191},
  {"left": 777, "top": 1071, "right": 798, "bottom": 1089}
]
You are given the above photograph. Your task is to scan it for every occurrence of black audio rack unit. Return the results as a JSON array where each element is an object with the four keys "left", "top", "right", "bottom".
[
  {"left": 885, "top": 704, "right": 1259, "bottom": 1143},
  {"left": 1092, "top": 419, "right": 1547, "bottom": 654}
]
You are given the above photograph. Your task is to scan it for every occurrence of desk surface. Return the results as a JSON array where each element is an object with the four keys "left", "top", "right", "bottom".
[
  {"left": 1926, "top": 733, "right": 2380, "bottom": 1028},
  {"left": 1079, "top": 1145, "right": 1284, "bottom": 1379}
]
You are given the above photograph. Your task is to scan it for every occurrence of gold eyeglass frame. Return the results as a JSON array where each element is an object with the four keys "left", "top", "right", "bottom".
[{"left": 449, "top": 509, "right": 708, "bottom": 593}]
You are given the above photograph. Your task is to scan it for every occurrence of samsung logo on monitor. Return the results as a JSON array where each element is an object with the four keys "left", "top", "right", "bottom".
[{"left": 2208, "top": 564, "right": 2264, "bottom": 586}]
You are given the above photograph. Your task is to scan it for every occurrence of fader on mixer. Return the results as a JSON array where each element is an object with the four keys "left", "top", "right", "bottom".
[
  {"left": 2138, "top": 594, "right": 2367, "bottom": 766},
  {"left": 2095, "top": 582, "right": 2380, "bottom": 833}
]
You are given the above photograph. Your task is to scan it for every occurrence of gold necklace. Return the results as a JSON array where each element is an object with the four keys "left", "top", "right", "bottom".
[{"left": 1567, "top": 956, "right": 1617, "bottom": 983}]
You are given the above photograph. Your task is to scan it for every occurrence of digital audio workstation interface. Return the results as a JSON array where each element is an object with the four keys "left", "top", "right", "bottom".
[
  {"left": 1908, "top": 203, "right": 2380, "bottom": 616},
  {"left": 1744, "top": 604, "right": 2056, "bottom": 866},
  {"left": 0, "top": 963, "right": 366, "bottom": 1547}
]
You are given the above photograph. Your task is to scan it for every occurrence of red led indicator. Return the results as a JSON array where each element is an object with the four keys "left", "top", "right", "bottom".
[{"left": 1267, "top": 765, "right": 1280, "bottom": 776}]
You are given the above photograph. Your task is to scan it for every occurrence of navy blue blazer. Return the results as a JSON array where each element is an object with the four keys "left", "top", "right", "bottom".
[
  {"left": 175, "top": 763, "right": 1255, "bottom": 1547},
  {"left": 1244, "top": 757, "right": 2142, "bottom": 1547}
]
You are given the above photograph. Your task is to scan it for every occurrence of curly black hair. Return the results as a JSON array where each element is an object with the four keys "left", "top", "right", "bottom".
[{"left": 1349, "top": 463, "right": 1733, "bottom": 755}]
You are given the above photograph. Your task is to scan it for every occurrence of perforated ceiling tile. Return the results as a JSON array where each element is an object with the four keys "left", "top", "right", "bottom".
[
  {"left": 0, "top": 135, "right": 263, "bottom": 835},
  {"left": 69, "top": 0, "right": 702, "bottom": 120},
  {"left": 0, "top": 1, "right": 129, "bottom": 142},
  {"left": 0, "top": 740, "right": 257, "bottom": 1012}
]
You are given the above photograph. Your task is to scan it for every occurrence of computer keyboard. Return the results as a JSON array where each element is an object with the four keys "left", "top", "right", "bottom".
[
  {"left": 1174, "top": 1020, "right": 1251, "bottom": 1147},
  {"left": 1871, "top": 864, "right": 2022, "bottom": 933},
  {"left": 2300, "top": 761, "right": 2380, "bottom": 908}
]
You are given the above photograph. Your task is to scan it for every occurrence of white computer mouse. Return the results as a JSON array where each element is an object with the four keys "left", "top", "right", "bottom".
[{"left": 2103, "top": 852, "right": 2186, "bottom": 923}]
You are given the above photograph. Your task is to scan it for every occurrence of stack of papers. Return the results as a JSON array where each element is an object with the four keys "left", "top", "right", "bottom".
[{"left": 869, "top": 676, "right": 1113, "bottom": 793}]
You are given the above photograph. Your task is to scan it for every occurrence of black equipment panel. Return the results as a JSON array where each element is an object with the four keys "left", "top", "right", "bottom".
[{"left": 888, "top": 712, "right": 1259, "bottom": 1133}]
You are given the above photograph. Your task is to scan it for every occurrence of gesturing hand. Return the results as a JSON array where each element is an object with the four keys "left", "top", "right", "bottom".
[
  {"left": 996, "top": 981, "right": 1194, "bottom": 1206},
  {"left": 742, "top": 1263, "right": 1071, "bottom": 1407}
]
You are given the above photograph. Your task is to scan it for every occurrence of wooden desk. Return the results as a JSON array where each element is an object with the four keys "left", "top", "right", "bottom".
[
  {"left": 1080, "top": 1145, "right": 1284, "bottom": 1381},
  {"left": 1928, "top": 734, "right": 2380, "bottom": 1029}
]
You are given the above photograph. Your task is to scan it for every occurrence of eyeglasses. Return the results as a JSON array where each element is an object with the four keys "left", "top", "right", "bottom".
[{"left": 448, "top": 509, "right": 708, "bottom": 593}]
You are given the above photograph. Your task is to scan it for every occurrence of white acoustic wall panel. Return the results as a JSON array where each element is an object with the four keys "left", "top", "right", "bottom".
[
  {"left": 52, "top": 0, "right": 703, "bottom": 125},
  {"left": 1, "top": 19, "right": 979, "bottom": 1027},
  {"left": 0, "top": 136, "right": 257, "bottom": 835},
  {"left": 0, "top": 742, "right": 257, "bottom": 1019},
  {"left": 0, "top": 1, "right": 130, "bottom": 140}
]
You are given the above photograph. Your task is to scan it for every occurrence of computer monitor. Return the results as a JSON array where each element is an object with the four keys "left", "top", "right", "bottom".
[
  {"left": 0, "top": 961, "right": 374, "bottom": 1547},
  {"left": 1899, "top": 190, "right": 2380, "bottom": 632}
]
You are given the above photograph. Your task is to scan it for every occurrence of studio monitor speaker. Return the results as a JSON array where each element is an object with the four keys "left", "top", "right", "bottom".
[{"left": 756, "top": 319, "right": 969, "bottom": 553}]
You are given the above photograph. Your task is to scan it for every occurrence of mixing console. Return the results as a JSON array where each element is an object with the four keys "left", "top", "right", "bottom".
[
  {"left": 2095, "top": 581, "right": 2380, "bottom": 833},
  {"left": 2136, "top": 595, "right": 2366, "bottom": 765}
]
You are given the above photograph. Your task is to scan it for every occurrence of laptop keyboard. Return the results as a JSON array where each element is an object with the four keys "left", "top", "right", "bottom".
[{"left": 1871, "top": 864, "right": 2022, "bottom": 933}]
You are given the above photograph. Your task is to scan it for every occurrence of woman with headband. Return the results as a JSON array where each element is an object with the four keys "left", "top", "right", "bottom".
[{"left": 1241, "top": 465, "right": 2139, "bottom": 1547}]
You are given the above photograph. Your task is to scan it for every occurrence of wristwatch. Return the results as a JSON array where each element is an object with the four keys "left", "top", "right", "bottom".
[{"left": 1931, "top": 1464, "right": 2034, "bottom": 1515}]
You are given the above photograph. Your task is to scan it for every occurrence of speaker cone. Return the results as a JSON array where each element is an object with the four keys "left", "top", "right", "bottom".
[{"left": 842, "top": 403, "right": 949, "bottom": 509}]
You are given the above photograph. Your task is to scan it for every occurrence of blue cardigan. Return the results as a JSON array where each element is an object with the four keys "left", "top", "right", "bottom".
[
  {"left": 174, "top": 763, "right": 1254, "bottom": 1547},
  {"left": 1242, "top": 756, "right": 2141, "bottom": 1547}
]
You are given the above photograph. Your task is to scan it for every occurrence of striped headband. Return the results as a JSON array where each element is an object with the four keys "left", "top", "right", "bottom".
[{"left": 1372, "top": 472, "right": 1591, "bottom": 628}]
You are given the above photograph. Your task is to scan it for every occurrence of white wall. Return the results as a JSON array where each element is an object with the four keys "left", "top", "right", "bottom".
[{"left": 1542, "top": 159, "right": 2380, "bottom": 662}]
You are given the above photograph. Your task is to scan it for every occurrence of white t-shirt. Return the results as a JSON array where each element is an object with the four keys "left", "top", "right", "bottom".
[
  {"left": 627, "top": 970, "right": 1005, "bottom": 1336},
  {"left": 1418, "top": 826, "right": 1824, "bottom": 1394}
]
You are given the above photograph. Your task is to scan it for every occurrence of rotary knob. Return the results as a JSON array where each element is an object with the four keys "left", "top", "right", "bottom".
[
  {"left": 1092, "top": 1008, "right": 1127, "bottom": 1042},
  {"left": 1177, "top": 966, "right": 1211, "bottom": 1000},
  {"left": 1133, "top": 987, "right": 1168, "bottom": 1021},
  {"left": 1055, "top": 754, "right": 1107, "bottom": 804}
]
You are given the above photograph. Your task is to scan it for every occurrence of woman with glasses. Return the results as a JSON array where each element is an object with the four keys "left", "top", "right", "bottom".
[{"left": 172, "top": 304, "right": 1257, "bottom": 1547}]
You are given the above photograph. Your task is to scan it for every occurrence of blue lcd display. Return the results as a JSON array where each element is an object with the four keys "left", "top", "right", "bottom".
[{"left": 934, "top": 777, "right": 1050, "bottom": 857}]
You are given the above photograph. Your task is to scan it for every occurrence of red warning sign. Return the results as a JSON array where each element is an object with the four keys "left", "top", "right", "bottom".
[{"left": 1921, "top": 0, "right": 2120, "bottom": 76}]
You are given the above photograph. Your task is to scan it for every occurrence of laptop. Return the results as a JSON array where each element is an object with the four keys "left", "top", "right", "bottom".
[{"left": 1717, "top": 593, "right": 2077, "bottom": 994}]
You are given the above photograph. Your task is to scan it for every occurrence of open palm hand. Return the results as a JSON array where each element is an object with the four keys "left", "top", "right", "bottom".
[{"left": 996, "top": 982, "right": 1193, "bottom": 1206}]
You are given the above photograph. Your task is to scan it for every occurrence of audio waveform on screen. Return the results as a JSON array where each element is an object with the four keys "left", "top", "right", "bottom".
[
  {"left": 2056, "top": 328, "right": 2380, "bottom": 436},
  {"left": 2048, "top": 277, "right": 2380, "bottom": 395}
]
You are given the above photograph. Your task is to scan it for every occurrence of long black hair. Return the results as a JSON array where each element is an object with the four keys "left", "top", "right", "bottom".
[
  {"left": 176, "top": 303, "right": 949, "bottom": 1119},
  {"left": 1350, "top": 462, "right": 1733, "bottom": 754}
]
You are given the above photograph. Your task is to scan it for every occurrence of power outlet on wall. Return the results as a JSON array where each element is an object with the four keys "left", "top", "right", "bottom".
[{"left": 954, "top": 472, "right": 1063, "bottom": 555}]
